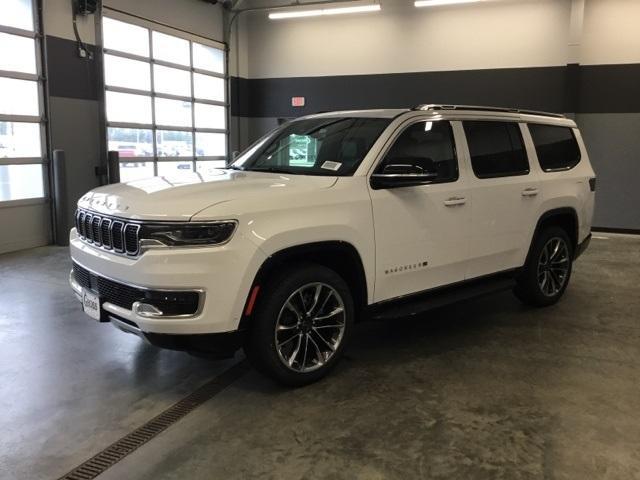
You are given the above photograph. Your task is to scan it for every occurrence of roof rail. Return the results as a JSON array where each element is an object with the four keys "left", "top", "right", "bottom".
[{"left": 412, "top": 104, "right": 565, "bottom": 119}]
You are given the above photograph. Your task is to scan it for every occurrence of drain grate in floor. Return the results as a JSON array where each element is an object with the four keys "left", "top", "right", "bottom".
[{"left": 58, "top": 360, "right": 250, "bottom": 480}]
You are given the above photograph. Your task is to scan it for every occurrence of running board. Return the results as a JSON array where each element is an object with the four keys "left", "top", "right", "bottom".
[{"left": 369, "top": 272, "right": 517, "bottom": 321}]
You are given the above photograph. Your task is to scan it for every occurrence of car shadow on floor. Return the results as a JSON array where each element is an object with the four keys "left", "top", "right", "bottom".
[{"left": 232, "top": 290, "right": 553, "bottom": 394}]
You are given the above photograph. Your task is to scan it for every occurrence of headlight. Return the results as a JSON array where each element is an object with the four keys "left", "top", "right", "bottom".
[{"left": 140, "top": 221, "right": 237, "bottom": 247}]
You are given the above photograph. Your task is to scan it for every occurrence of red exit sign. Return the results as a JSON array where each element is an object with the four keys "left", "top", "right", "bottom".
[{"left": 291, "top": 96, "right": 305, "bottom": 107}]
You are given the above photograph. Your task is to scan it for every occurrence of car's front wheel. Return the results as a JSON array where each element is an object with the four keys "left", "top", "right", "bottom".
[{"left": 244, "top": 264, "right": 354, "bottom": 386}]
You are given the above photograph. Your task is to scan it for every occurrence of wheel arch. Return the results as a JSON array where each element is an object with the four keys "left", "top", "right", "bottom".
[
  {"left": 526, "top": 207, "right": 579, "bottom": 264},
  {"left": 239, "top": 241, "right": 369, "bottom": 329}
]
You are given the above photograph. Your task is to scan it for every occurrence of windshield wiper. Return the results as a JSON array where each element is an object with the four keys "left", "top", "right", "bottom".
[{"left": 225, "top": 165, "right": 244, "bottom": 171}]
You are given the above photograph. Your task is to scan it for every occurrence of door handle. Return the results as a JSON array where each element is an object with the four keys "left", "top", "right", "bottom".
[
  {"left": 521, "top": 188, "right": 539, "bottom": 197},
  {"left": 444, "top": 196, "right": 466, "bottom": 206}
]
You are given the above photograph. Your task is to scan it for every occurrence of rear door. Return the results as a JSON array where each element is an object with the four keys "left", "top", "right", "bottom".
[
  {"left": 369, "top": 119, "right": 471, "bottom": 302},
  {"left": 461, "top": 120, "right": 543, "bottom": 279}
]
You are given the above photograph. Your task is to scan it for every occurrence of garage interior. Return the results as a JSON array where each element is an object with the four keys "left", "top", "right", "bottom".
[{"left": 1, "top": 0, "right": 639, "bottom": 479}]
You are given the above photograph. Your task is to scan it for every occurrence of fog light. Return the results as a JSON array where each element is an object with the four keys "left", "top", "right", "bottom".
[{"left": 133, "top": 301, "right": 164, "bottom": 318}]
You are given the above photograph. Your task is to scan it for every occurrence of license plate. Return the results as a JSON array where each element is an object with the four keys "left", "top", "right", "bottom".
[{"left": 82, "top": 289, "right": 101, "bottom": 321}]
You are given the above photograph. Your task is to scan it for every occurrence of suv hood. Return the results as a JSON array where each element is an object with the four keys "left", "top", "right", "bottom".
[{"left": 77, "top": 170, "right": 338, "bottom": 221}]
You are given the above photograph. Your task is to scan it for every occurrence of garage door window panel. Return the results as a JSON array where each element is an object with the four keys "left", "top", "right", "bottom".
[
  {"left": 0, "top": 33, "right": 36, "bottom": 74},
  {"left": 196, "top": 132, "right": 226, "bottom": 157},
  {"left": 0, "top": 78, "right": 39, "bottom": 117},
  {"left": 103, "top": 18, "right": 149, "bottom": 57},
  {"left": 152, "top": 31, "right": 190, "bottom": 67},
  {"left": 463, "top": 121, "right": 529, "bottom": 178},
  {"left": 193, "top": 42, "right": 224, "bottom": 74},
  {"left": 157, "top": 161, "right": 193, "bottom": 177},
  {"left": 3, "top": 0, "right": 34, "bottom": 31},
  {"left": 193, "top": 74, "right": 225, "bottom": 102},
  {"left": 104, "top": 55, "right": 150, "bottom": 91},
  {"left": 153, "top": 65, "right": 191, "bottom": 97},
  {"left": 156, "top": 130, "right": 193, "bottom": 157},
  {"left": 106, "top": 91, "right": 152, "bottom": 125},
  {"left": 0, "top": 121, "right": 41, "bottom": 158}
]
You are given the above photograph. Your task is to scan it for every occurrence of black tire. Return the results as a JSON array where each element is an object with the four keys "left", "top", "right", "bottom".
[
  {"left": 514, "top": 226, "right": 574, "bottom": 307},
  {"left": 244, "top": 263, "right": 354, "bottom": 387}
]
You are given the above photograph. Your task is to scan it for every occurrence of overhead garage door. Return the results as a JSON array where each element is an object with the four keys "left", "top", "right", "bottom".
[
  {"left": 101, "top": 10, "right": 228, "bottom": 182},
  {"left": 0, "top": 0, "right": 50, "bottom": 254}
]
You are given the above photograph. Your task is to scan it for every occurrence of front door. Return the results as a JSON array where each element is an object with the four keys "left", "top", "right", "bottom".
[{"left": 369, "top": 119, "right": 471, "bottom": 303}]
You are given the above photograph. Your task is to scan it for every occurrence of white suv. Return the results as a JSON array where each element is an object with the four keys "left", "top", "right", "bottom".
[{"left": 69, "top": 105, "right": 595, "bottom": 385}]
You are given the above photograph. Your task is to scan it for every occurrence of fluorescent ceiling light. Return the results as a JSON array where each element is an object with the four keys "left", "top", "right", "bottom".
[
  {"left": 415, "top": 0, "right": 483, "bottom": 7},
  {"left": 269, "top": 4, "right": 381, "bottom": 20}
]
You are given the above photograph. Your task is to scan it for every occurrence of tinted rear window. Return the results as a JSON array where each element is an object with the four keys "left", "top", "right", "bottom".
[
  {"left": 528, "top": 124, "right": 581, "bottom": 171},
  {"left": 463, "top": 121, "right": 529, "bottom": 178}
]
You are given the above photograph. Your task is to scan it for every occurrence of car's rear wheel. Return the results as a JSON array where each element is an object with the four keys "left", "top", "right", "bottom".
[
  {"left": 244, "top": 263, "right": 354, "bottom": 386},
  {"left": 514, "top": 226, "right": 573, "bottom": 307}
]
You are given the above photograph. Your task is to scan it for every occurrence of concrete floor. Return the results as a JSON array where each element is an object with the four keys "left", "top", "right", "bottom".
[{"left": 1, "top": 234, "right": 639, "bottom": 480}]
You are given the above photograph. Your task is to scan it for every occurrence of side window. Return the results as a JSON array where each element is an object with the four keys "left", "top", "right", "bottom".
[
  {"left": 528, "top": 124, "right": 581, "bottom": 171},
  {"left": 463, "top": 121, "right": 529, "bottom": 178},
  {"left": 380, "top": 121, "right": 458, "bottom": 183}
]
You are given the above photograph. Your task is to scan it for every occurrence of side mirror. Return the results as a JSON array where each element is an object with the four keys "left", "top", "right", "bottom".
[{"left": 370, "top": 163, "right": 438, "bottom": 190}]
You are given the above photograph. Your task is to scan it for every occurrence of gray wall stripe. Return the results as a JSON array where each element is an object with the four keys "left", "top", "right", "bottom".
[
  {"left": 46, "top": 35, "right": 101, "bottom": 101},
  {"left": 230, "top": 64, "right": 640, "bottom": 118}
]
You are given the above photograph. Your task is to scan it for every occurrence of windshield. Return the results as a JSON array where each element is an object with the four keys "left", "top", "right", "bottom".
[{"left": 230, "top": 117, "right": 391, "bottom": 176}]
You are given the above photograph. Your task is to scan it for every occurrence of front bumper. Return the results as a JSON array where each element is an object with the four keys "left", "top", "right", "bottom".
[
  {"left": 69, "top": 228, "right": 267, "bottom": 335},
  {"left": 70, "top": 271, "right": 242, "bottom": 356}
]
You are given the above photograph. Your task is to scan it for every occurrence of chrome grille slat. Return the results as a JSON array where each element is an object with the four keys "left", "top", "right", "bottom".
[
  {"left": 84, "top": 214, "right": 93, "bottom": 242},
  {"left": 75, "top": 209, "right": 140, "bottom": 257},
  {"left": 92, "top": 216, "right": 102, "bottom": 246},
  {"left": 112, "top": 221, "right": 124, "bottom": 253},
  {"left": 101, "top": 219, "right": 112, "bottom": 249}
]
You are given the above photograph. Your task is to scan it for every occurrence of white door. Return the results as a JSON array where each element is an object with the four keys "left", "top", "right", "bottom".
[
  {"left": 460, "top": 121, "right": 543, "bottom": 279},
  {"left": 369, "top": 120, "right": 471, "bottom": 303}
]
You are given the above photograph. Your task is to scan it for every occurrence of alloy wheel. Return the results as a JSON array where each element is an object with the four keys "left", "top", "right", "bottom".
[
  {"left": 537, "top": 237, "right": 570, "bottom": 297},
  {"left": 274, "top": 282, "right": 346, "bottom": 373}
]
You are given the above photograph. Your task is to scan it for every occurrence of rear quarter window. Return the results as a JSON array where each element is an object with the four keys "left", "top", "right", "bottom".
[{"left": 528, "top": 124, "right": 581, "bottom": 172}]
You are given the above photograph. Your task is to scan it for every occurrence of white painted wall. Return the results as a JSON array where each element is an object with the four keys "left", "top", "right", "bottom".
[
  {"left": 44, "top": 0, "right": 96, "bottom": 42},
  {"left": 0, "top": 203, "right": 51, "bottom": 255},
  {"left": 580, "top": 0, "right": 640, "bottom": 66},
  {"left": 45, "top": 0, "right": 225, "bottom": 43},
  {"left": 243, "top": 0, "right": 571, "bottom": 79},
  {"left": 103, "top": 0, "right": 224, "bottom": 42}
]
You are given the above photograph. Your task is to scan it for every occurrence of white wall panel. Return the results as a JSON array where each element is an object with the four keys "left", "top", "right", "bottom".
[
  {"left": 104, "top": 0, "right": 224, "bottom": 42},
  {"left": 0, "top": 203, "right": 50, "bottom": 254},
  {"left": 581, "top": 0, "right": 640, "bottom": 66},
  {"left": 245, "top": 0, "right": 570, "bottom": 78},
  {"left": 44, "top": 0, "right": 96, "bottom": 42}
]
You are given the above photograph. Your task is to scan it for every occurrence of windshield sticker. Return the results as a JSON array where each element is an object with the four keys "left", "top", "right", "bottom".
[{"left": 321, "top": 161, "right": 342, "bottom": 171}]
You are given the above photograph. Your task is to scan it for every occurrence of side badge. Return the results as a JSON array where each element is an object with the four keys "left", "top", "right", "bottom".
[{"left": 385, "top": 261, "right": 428, "bottom": 275}]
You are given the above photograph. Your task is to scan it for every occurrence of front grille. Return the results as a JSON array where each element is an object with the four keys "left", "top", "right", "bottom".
[
  {"left": 75, "top": 209, "right": 139, "bottom": 255},
  {"left": 72, "top": 262, "right": 200, "bottom": 315}
]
